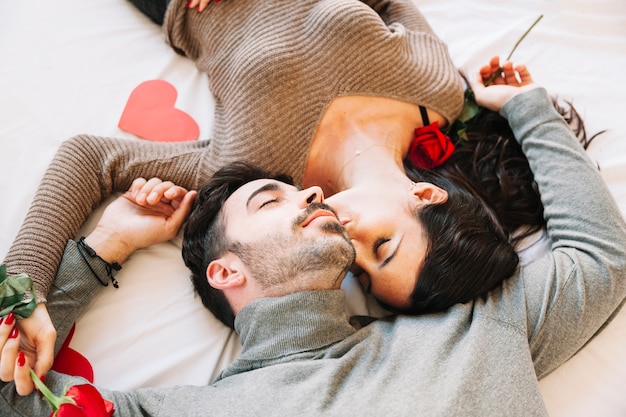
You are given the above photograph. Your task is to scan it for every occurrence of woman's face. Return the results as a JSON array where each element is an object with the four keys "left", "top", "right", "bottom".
[{"left": 324, "top": 181, "right": 446, "bottom": 310}]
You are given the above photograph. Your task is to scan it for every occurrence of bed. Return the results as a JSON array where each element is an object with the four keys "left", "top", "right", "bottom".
[{"left": 1, "top": 0, "right": 624, "bottom": 415}]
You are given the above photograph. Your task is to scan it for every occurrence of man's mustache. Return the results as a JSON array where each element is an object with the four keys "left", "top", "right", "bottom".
[{"left": 293, "top": 202, "right": 341, "bottom": 229}]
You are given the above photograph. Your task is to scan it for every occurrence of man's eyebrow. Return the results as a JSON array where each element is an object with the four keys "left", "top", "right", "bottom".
[{"left": 246, "top": 182, "right": 282, "bottom": 209}]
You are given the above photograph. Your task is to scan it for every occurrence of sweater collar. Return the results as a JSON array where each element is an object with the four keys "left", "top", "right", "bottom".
[{"left": 217, "top": 290, "right": 357, "bottom": 380}]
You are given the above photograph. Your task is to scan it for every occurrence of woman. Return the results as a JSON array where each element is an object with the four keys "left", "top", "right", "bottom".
[{"left": 2, "top": 0, "right": 572, "bottom": 384}]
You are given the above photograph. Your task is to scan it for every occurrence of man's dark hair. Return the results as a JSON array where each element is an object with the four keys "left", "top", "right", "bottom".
[{"left": 182, "top": 162, "right": 293, "bottom": 329}]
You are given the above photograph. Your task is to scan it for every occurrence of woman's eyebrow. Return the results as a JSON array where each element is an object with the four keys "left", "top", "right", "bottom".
[{"left": 246, "top": 182, "right": 282, "bottom": 208}]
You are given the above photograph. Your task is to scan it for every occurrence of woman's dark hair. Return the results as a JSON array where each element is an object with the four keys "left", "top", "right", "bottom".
[
  {"left": 403, "top": 98, "right": 594, "bottom": 313},
  {"left": 182, "top": 162, "right": 293, "bottom": 329}
]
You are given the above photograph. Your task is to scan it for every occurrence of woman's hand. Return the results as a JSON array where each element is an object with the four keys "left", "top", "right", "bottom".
[
  {"left": 470, "top": 56, "right": 539, "bottom": 112},
  {"left": 0, "top": 304, "right": 55, "bottom": 395},
  {"left": 186, "top": 0, "right": 222, "bottom": 13}
]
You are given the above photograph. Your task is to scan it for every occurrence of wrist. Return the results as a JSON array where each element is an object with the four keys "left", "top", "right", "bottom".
[
  {"left": 77, "top": 237, "right": 122, "bottom": 288},
  {"left": 84, "top": 227, "right": 133, "bottom": 265}
]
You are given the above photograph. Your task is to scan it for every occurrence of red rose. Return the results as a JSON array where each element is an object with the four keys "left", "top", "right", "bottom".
[
  {"left": 407, "top": 121, "right": 455, "bottom": 169},
  {"left": 52, "top": 384, "right": 114, "bottom": 417},
  {"left": 29, "top": 369, "right": 114, "bottom": 417}
]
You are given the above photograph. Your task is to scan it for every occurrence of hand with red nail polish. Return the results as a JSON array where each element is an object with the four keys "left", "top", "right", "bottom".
[
  {"left": 0, "top": 318, "right": 37, "bottom": 396},
  {"left": 0, "top": 304, "right": 56, "bottom": 396},
  {"left": 0, "top": 312, "right": 20, "bottom": 385}
]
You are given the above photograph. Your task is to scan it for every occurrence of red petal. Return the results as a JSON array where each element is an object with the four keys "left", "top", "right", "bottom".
[
  {"left": 56, "top": 385, "right": 114, "bottom": 417},
  {"left": 52, "top": 324, "right": 95, "bottom": 383},
  {"left": 54, "top": 404, "right": 85, "bottom": 417},
  {"left": 408, "top": 121, "right": 456, "bottom": 169}
]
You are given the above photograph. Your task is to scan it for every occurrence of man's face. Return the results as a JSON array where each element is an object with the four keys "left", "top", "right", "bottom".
[{"left": 222, "top": 179, "right": 355, "bottom": 295}]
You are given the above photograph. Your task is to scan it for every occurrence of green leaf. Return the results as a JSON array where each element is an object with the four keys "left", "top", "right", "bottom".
[
  {"left": 459, "top": 96, "right": 480, "bottom": 123},
  {"left": 0, "top": 263, "right": 38, "bottom": 318}
]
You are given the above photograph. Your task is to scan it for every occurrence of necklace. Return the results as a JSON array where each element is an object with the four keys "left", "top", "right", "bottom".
[{"left": 334, "top": 144, "right": 403, "bottom": 187}]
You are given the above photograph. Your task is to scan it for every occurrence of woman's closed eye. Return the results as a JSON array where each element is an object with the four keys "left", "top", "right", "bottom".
[
  {"left": 373, "top": 237, "right": 390, "bottom": 258},
  {"left": 375, "top": 237, "right": 399, "bottom": 268}
]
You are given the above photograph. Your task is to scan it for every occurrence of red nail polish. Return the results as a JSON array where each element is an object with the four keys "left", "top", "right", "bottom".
[
  {"left": 5, "top": 312, "right": 15, "bottom": 325},
  {"left": 17, "top": 352, "right": 26, "bottom": 367},
  {"left": 9, "top": 327, "right": 18, "bottom": 338},
  {"left": 186, "top": 0, "right": 192, "bottom": 7}
]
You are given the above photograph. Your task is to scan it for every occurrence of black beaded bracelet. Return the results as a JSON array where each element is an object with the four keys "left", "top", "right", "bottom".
[{"left": 76, "top": 237, "right": 121, "bottom": 288}]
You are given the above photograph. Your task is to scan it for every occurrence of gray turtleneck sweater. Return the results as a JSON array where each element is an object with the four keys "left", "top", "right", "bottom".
[{"left": 2, "top": 89, "right": 625, "bottom": 416}]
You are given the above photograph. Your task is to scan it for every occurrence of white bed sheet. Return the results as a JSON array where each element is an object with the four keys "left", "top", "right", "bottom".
[{"left": 1, "top": 0, "right": 624, "bottom": 415}]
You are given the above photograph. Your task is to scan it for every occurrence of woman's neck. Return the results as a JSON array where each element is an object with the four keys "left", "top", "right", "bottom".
[{"left": 302, "top": 96, "right": 421, "bottom": 195}]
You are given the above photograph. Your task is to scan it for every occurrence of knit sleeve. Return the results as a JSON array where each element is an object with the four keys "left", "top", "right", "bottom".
[
  {"left": 3, "top": 134, "right": 212, "bottom": 303},
  {"left": 503, "top": 88, "right": 626, "bottom": 378}
]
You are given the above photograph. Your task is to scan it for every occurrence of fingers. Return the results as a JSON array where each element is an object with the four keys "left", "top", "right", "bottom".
[
  {"left": 0, "top": 304, "right": 58, "bottom": 396},
  {"left": 186, "top": 0, "right": 200, "bottom": 9},
  {"left": 0, "top": 319, "right": 35, "bottom": 395},
  {"left": 0, "top": 314, "right": 33, "bottom": 394},
  {"left": 14, "top": 352, "right": 34, "bottom": 396},
  {"left": 186, "top": 0, "right": 219, "bottom": 13},
  {"left": 516, "top": 64, "right": 534, "bottom": 85},
  {"left": 128, "top": 177, "right": 147, "bottom": 196},
  {"left": 131, "top": 178, "right": 190, "bottom": 206},
  {"left": 169, "top": 190, "right": 198, "bottom": 229},
  {"left": 0, "top": 313, "right": 19, "bottom": 382},
  {"left": 478, "top": 56, "right": 534, "bottom": 87},
  {"left": 501, "top": 62, "right": 534, "bottom": 86},
  {"left": 16, "top": 304, "right": 55, "bottom": 382},
  {"left": 479, "top": 56, "right": 499, "bottom": 77}
]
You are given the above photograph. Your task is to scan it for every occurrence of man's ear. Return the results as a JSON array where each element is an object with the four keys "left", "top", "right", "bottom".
[
  {"left": 206, "top": 255, "right": 247, "bottom": 290},
  {"left": 411, "top": 182, "right": 448, "bottom": 205}
]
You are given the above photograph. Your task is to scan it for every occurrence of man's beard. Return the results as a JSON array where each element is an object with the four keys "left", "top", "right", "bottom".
[{"left": 229, "top": 204, "right": 355, "bottom": 290}]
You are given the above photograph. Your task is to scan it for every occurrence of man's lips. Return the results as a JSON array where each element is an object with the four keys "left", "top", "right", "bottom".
[{"left": 301, "top": 209, "right": 339, "bottom": 227}]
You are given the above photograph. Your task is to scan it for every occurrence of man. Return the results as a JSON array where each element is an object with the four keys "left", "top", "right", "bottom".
[
  {"left": 2, "top": 76, "right": 626, "bottom": 416},
  {"left": 179, "top": 162, "right": 355, "bottom": 330}
]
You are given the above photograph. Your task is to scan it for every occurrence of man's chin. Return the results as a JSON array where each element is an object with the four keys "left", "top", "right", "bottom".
[{"left": 320, "top": 219, "right": 349, "bottom": 237}]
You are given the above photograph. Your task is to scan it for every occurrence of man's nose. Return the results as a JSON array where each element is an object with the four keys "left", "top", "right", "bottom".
[{"left": 301, "top": 186, "right": 324, "bottom": 205}]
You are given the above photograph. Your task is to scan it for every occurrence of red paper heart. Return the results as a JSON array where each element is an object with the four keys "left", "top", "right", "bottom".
[
  {"left": 52, "top": 324, "right": 94, "bottom": 383},
  {"left": 118, "top": 80, "right": 199, "bottom": 142}
]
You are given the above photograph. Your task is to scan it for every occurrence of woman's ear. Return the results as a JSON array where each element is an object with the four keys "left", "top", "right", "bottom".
[
  {"left": 206, "top": 254, "right": 247, "bottom": 290},
  {"left": 411, "top": 182, "right": 448, "bottom": 205}
]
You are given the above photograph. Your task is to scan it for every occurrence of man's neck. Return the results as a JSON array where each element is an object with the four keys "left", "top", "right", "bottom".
[{"left": 218, "top": 290, "right": 356, "bottom": 380}]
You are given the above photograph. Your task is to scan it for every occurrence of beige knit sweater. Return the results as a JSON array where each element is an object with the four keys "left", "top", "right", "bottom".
[{"left": 5, "top": 0, "right": 463, "bottom": 302}]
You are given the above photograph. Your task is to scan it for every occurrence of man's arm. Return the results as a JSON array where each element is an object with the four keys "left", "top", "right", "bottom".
[
  {"left": 473, "top": 58, "right": 626, "bottom": 377},
  {"left": 0, "top": 178, "right": 196, "bottom": 395}
]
